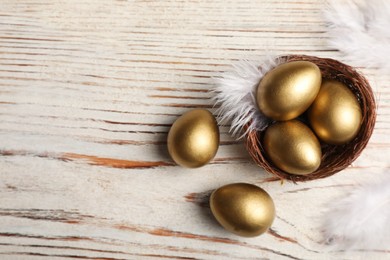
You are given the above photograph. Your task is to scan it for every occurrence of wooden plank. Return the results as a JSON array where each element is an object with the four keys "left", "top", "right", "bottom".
[{"left": 0, "top": 0, "right": 389, "bottom": 259}]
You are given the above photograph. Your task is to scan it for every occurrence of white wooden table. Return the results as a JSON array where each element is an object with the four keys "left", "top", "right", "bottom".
[{"left": 1, "top": 1, "right": 389, "bottom": 259}]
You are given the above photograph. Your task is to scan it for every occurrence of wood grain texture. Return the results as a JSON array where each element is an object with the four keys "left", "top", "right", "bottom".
[{"left": 0, "top": 0, "right": 389, "bottom": 259}]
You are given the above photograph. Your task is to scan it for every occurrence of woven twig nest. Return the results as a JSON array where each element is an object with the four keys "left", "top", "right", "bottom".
[{"left": 215, "top": 55, "right": 376, "bottom": 182}]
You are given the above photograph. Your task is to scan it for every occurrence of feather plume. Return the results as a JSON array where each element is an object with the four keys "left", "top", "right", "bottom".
[
  {"left": 212, "top": 56, "right": 284, "bottom": 138},
  {"left": 325, "top": 0, "right": 390, "bottom": 73},
  {"left": 322, "top": 174, "right": 390, "bottom": 250}
]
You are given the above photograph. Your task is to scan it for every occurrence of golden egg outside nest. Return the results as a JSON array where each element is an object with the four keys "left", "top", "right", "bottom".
[
  {"left": 210, "top": 183, "right": 275, "bottom": 237},
  {"left": 167, "top": 109, "right": 219, "bottom": 168}
]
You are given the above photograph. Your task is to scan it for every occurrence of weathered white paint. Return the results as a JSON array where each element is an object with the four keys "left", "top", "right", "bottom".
[{"left": 0, "top": 0, "right": 389, "bottom": 259}]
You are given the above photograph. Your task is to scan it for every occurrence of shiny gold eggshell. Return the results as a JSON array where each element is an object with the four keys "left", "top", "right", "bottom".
[
  {"left": 257, "top": 61, "right": 322, "bottom": 121},
  {"left": 167, "top": 109, "right": 219, "bottom": 168},
  {"left": 308, "top": 79, "right": 362, "bottom": 145},
  {"left": 210, "top": 183, "right": 275, "bottom": 237},
  {"left": 263, "top": 120, "right": 322, "bottom": 175}
]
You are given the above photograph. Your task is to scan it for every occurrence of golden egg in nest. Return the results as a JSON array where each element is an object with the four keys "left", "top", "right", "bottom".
[
  {"left": 263, "top": 120, "right": 322, "bottom": 175},
  {"left": 308, "top": 79, "right": 363, "bottom": 145},
  {"left": 256, "top": 61, "right": 322, "bottom": 121}
]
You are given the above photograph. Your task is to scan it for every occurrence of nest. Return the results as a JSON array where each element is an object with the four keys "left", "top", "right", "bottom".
[{"left": 245, "top": 55, "right": 377, "bottom": 182}]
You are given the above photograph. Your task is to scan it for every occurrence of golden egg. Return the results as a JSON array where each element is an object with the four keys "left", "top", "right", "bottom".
[
  {"left": 263, "top": 120, "right": 322, "bottom": 175},
  {"left": 308, "top": 79, "right": 362, "bottom": 145},
  {"left": 167, "top": 109, "right": 219, "bottom": 168},
  {"left": 210, "top": 183, "right": 275, "bottom": 237},
  {"left": 257, "top": 61, "right": 322, "bottom": 121}
]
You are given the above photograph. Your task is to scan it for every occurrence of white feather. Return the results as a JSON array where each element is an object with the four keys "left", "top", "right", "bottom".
[
  {"left": 212, "top": 56, "right": 285, "bottom": 138},
  {"left": 325, "top": 0, "right": 390, "bottom": 72},
  {"left": 322, "top": 174, "right": 390, "bottom": 250}
]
